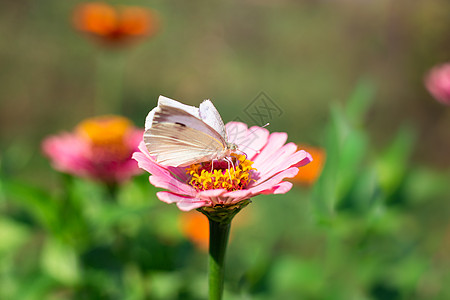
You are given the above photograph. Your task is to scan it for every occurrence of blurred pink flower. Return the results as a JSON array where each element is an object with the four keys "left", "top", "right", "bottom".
[
  {"left": 425, "top": 63, "right": 450, "bottom": 105},
  {"left": 42, "top": 115, "right": 143, "bottom": 184},
  {"left": 133, "top": 121, "right": 312, "bottom": 211}
]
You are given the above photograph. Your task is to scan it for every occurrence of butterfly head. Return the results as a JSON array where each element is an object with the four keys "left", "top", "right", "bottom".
[
  {"left": 228, "top": 142, "right": 238, "bottom": 152},
  {"left": 223, "top": 142, "right": 239, "bottom": 159}
]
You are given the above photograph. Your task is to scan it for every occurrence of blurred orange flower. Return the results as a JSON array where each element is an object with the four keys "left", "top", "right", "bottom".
[
  {"left": 73, "top": 2, "right": 159, "bottom": 47},
  {"left": 291, "top": 145, "right": 326, "bottom": 186},
  {"left": 179, "top": 211, "right": 210, "bottom": 251}
]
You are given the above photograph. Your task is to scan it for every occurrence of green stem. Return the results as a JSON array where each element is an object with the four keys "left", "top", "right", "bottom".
[
  {"left": 198, "top": 200, "right": 252, "bottom": 299},
  {"left": 208, "top": 219, "right": 231, "bottom": 300},
  {"left": 105, "top": 182, "right": 119, "bottom": 201},
  {"left": 95, "top": 51, "right": 126, "bottom": 114}
]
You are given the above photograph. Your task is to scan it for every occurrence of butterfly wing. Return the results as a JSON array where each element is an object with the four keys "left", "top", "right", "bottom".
[
  {"left": 144, "top": 123, "right": 226, "bottom": 167},
  {"left": 199, "top": 100, "right": 228, "bottom": 142},
  {"left": 145, "top": 96, "right": 200, "bottom": 130},
  {"left": 146, "top": 96, "right": 227, "bottom": 145}
]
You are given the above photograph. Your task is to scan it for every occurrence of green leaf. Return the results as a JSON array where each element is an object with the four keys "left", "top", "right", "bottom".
[
  {"left": 335, "top": 128, "right": 368, "bottom": 203},
  {"left": 2, "top": 179, "right": 59, "bottom": 231},
  {"left": 310, "top": 105, "right": 343, "bottom": 222},
  {"left": 41, "top": 238, "right": 80, "bottom": 285},
  {"left": 376, "top": 126, "right": 416, "bottom": 197},
  {"left": 311, "top": 104, "right": 369, "bottom": 221},
  {"left": 311, "top": 81, "right": 376, "bottom": 222},
  {"left": 345, "top": 79, "right": 376, "bottom": 126},
  {"left": 148, "top": 271, "right": 183, "bottom": 299},
  {"left": 122, "top": 265, "right": 146, "bottom": 300},
  {"left": 0, "top": 217, "right": 30, "bottom": 255},
  {"left": 14, "top": 275, "right": 57, "bottom": 300},
  {"left": 269, "top": 256, "right": 324, "bottom": 297}
]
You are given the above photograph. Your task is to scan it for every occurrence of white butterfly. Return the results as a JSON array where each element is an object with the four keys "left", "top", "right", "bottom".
[{"left": 144, "top": 96, "right": 238, "bottom": 167}]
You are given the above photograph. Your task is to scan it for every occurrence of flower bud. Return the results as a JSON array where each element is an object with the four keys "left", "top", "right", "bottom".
[{"left": 425, "top": 63, "right": 450, "bottom": 105}]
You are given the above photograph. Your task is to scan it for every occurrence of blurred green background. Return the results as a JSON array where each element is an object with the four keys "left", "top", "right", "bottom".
[{"left": 1, "top": 0, "right": 450, "bottom": 299}]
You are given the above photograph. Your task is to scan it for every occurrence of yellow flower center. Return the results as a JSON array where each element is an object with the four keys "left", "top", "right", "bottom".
[
  {"left": 76, "top": 115, "right": 133, "bottom": 161},
  {"left": 186, "top": 153, "right": 256, "bottom": 192}
]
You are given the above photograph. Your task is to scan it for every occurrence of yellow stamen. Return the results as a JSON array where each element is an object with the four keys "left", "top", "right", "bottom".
[{"left": 186, "top": 153, "right": 256, "bottom": 192}]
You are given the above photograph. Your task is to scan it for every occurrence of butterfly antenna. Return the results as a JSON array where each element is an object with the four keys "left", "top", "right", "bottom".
[
  {"left": 237, "top": 147, "right": 261, "bottom": 155},
  {"left": 244, "top": 123, "right": 270, "bottom": 141}
]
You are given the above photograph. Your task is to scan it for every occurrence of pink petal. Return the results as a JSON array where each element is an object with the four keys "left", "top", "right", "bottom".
[
  {"left": 225, "top": 122, "right": 270, "bottom": 160},
  {"left": 109, "top": 159, "right": 142, "bottom": 183},
  {"left": 247, "top": 167, "right": 299, "bottom": 194},
  {"left": 223, "top": 189, "right": 253, "bottom": 205},
  {"left": 42, "top": 133, "right": 91, "bottom": 177},
  {"left": 156, "top": 191, "right": 206, "bottom": 211},
  {"left": 133, "top": 143, "right": 184, "bottom": 181},
  {"left": 292, "top": 150, "right": 313, "bottom": 167},
  {"left": 254, "top": 142, "right": 298, "bottom": 178},
  {"left": 132, "top": 151, "right": 156, "bottom": 174},
  {"left": 226, "top": 122, "right": 248, "bottom": 144},
  {"left": 177, "top": 198, "right": 207, "bottom": 211},
  {"left": 156, "top": 191, "right": 181, "bottom": 204},
  {"left": 252, "top": 132, "right": 288, "bottom": 169},
  {"left": 255, "top": 148, "right": 312, "bottom": 185},
  {"left": 261, "top": 181, "right": 293, "bottom": 195},
  {"left": 223, "top": 189, "right": 252, "bottom": 199},
  {"left": 241, "top": 127, "right": 270, "bottom": 160},
  {"left": 135, "top": 141, "right": 189, "bottom": 182},
  {"left": 195, "top": 189, "right": 227, "bottom": 206},
  {"left": 126, "top": 129, "right": 145, "bottom": 149},
  {"left": 149, "top": 175, "right": 196, "bottom": 196},
  {"left": 197, "top": 189, "right": 227, "bottom": 199},
  {"left": 133, "top": 151, "right": 179, "bottom": 183}
]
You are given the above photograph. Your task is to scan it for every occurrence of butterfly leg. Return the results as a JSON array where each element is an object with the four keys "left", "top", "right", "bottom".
[
  {"left": 230, "top": 156, "right": 236, "bottom": 172},
  {"left": 225, "top": 157, "right": 232, "bottom": 182},
  {"left": 210, "top": 159, "right": 214, "bottom": 173},
  {"left": 224, "top": 156, "right": 237, "bottom": 183}
]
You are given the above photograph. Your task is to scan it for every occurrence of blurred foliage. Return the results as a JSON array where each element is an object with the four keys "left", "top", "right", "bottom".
[{"left": 1, "top": 0, "right": 450, "bottom": 299}]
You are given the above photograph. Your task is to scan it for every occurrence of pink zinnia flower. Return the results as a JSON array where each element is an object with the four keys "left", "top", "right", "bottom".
[
  {"left": 42, "top": 115, "right": 143, "bottom": 184},
  {"left": 425, "top": 63, "right": 450, "bottom": 105},
  {"left": 133, "top": 121, "right": 312, "bottom": 211}
]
